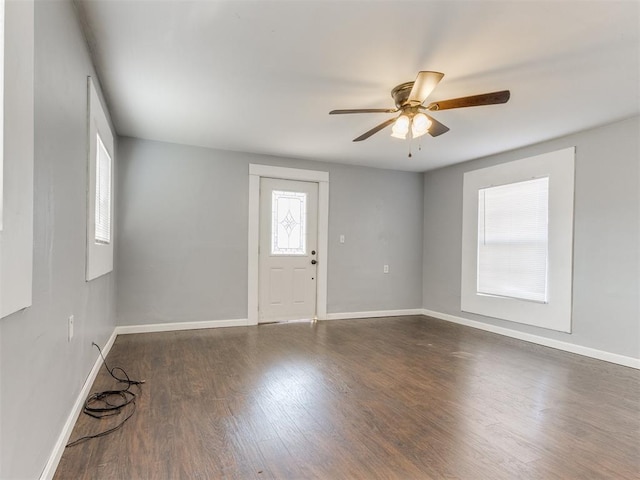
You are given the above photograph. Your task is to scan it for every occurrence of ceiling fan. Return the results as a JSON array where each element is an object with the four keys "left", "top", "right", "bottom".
[{"left": 329, "top": 71, "right": 510, "bottom": 142}]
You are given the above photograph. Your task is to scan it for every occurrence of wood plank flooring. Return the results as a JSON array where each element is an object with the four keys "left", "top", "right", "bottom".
[{"left": 54, "top": 316, "right": 640, "bottom": 479}]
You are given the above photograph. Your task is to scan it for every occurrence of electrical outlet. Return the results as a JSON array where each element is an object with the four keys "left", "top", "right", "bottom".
[
  {"left": 383, "top": 264, "right": 389, "bottom": 274},
  {"left": 68, "top": 315, "right": 74, "bottom": 341},
  {"left": 339, "top": 234, "right": 345, "bottom": 244}
]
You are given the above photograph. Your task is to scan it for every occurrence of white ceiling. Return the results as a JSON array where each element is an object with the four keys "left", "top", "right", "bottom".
[{"left": 77, "top": 0, "right": 640, "bottom": 172}]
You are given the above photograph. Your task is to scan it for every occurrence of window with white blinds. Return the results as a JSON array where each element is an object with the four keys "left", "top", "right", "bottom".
[
  {"left": 95, "top": 133, "right": 112, "bottom": 244},
  {"left": 86, "top": 77, "right": 114, "bottom": 280},
  {"left": 477, "top": 177, "right": 549, "bottom": 302},
  {"left": 460, "top": 147, "right": 575, "bottom": 332}
]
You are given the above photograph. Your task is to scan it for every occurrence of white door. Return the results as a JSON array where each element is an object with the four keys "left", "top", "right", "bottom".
[{"left": 259, "top": 178, "right": 318, "bottom": 323}]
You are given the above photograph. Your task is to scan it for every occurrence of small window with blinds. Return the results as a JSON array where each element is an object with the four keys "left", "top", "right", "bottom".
[
  {"left": 95, "top": 133, "right": 112, "bottom": 244},
  {"left": 86, "top": 77, "right": 114, "bottom": 280},
  {"left": 477, "top": 177, "right": 549, "bottom": 303}
]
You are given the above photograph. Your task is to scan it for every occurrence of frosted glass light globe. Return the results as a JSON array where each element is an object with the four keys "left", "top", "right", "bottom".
[
  {"left": 411, "top": 113, "right": 432, "bottom": 138},
  {"left": 391, "top": 115, "right": 410, "bottom": 139}
]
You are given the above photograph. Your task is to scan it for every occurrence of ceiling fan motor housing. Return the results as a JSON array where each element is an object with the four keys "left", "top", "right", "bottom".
[{"left": 391, "top": 81, "right": 420, "bottom": 108}]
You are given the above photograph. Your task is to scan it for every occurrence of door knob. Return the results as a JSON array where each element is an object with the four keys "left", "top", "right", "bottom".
[
  {"left": 311, "top": 250, "right": 316, "bottom": 255},
  {"left": 311, "top": 259, "right": 317, "bottom": 265}
]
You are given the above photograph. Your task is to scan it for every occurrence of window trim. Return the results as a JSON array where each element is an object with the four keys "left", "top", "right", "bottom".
[
  {"left": 86, "top": 77, "right": 115, "bottom": 281},
  {"left": 1, "top": 0, "right": 34, "bottom": 319},
  {"left": 461, "top": 147, "right": 575, "bottom": 333},
  {"left": 0, "top": 0, "right": 5, "bottom": 232}
]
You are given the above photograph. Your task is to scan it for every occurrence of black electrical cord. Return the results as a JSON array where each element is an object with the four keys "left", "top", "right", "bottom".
[{"left": 66, "top": 343, "right": 144, "bottom": 447}]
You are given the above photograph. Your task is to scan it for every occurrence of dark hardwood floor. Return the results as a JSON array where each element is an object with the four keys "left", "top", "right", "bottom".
[{"left": 54, "top": 316, "right": 640, "bottom": 479}]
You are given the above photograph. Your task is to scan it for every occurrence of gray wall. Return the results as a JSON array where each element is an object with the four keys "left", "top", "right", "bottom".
[
  {"left": 423, "top": 116, "right": 640, "bottom": 359},
  {"left": 2, "top": 4, "right": 634, "bottom": 478},
  {"left": 0, "top": 1, "right": 116, "bottom": 478},
  {"left": 116, "top": 137, "right": 424, "bottom": 325}
]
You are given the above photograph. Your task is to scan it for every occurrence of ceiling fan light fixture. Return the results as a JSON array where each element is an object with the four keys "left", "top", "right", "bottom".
[
  {"left": 391, "top": 114, "right": 410, "bottom": 139},
  {"left": 329, "top": 71, "right": 510, "bottom": 143},
  {"left": 411, "top": 112, "right": 432, "bottom": 138}
]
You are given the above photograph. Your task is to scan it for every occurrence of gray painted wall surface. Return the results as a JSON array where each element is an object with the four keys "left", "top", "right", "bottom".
[
  {"left": 422, "top": 116, "right": 640, "bottom": 358},
  {"left": 1, "top": 5, "right": 633, "bottom": 477},
  {"left": 116, "top": 137, "right": 424, "bottom": 325},
  {"left": 0, "top": 2, "right": 116, "bottom": 478}
]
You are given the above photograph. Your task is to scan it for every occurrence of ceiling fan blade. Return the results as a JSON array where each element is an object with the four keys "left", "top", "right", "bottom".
[
  {"left": 330, "top": 108, "right": 398, "bottom": 114},
  {"left": 426, "top": 114, "right": 450, "bottom": 137},
  {"left": 427, "top": 90, "right": 510, "bottom": 111},
  {"left": 408, "top": 71, "right": 445, "bottom": 104},
  {"left": 353, "top": 117, "right": 397, "bottom": 142}
]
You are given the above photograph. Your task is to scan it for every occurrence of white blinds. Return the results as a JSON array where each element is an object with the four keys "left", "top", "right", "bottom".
[
  {"left": 95, "top": 133, "right": 112, "bottom": 244},
  {"left": 477, "top": 177, "right": 549, "bottom": 302}
]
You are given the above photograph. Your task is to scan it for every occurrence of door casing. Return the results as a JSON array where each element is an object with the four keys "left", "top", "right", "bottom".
[{"left": 248, "top": 164, "right": 329, "bottom": 325}]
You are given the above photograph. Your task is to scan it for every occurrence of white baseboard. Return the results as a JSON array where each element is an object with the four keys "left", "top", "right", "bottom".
[
  {"left": 45, "top": 308, "right": 635, "bottom": 480},
  {"left": 40, "top": 329, "right": 119, "bottom": 480},
  {"left": 422, "top": 309, "right": 640, "bottom": 370},
  {"left": 324, "top": 309, "right": 424, "bottom": 321},
  {"left": 115, "top": 318, "right": 249, "bottom": 335},
  {"left": 41, "top": 318, "right": 247, "bottom": 478}
]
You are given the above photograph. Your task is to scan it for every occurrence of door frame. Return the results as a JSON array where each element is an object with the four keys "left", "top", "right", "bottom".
[{"left": 248, "top": 164, "right": 329, "bottom": 325}]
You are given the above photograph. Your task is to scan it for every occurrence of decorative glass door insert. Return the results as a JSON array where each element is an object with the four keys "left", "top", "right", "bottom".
[{"left": 271, "top": 190, "right": 307, "bottom": 255}]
